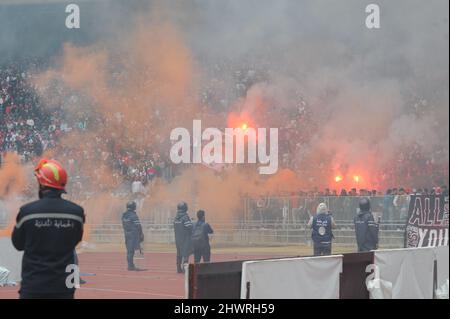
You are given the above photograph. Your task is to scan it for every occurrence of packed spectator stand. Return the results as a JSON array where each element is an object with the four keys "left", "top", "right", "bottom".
[{"left": 1, "top": 60, "right": 448, "bottom": 200}]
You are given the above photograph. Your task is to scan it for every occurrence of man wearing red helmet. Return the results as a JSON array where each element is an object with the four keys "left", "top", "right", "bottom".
[{"left": 11, "top": 159, "right": 85, "bottom": 299}]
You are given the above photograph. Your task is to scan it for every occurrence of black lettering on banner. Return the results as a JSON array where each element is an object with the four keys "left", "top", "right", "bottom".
[{"left": 405, "top": 195, "right": 449, "bottom": 248}]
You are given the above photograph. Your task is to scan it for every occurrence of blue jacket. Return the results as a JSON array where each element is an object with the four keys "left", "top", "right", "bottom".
[{"left": 311, "top": 213, "right": 333, "bottom": 244}]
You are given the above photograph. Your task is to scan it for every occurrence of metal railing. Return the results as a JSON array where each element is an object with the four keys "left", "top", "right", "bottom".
[
  {"left": 0, "top": 195, "right": 409, "bottom": 248},
  {"left": 84, "top": 220, "right": 406, "bottom": 248},
  {"left": 243, "top": 195, "right": 410, "bottom": 224},
  {"left": 0, "top": 220, "right": 406, "bottom": 248}
]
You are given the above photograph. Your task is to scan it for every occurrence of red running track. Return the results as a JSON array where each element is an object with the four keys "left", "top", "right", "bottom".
[{"left": 0, "top": 251, "right": 285, "bottom": 299}]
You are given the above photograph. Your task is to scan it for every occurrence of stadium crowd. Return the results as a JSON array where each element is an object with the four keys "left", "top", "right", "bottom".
[
  {"left": 0, "top": 61, "right": 172, "bottom": 192},
  {"left": 1, "top": 60, "right": 448, "bottom": 198}
]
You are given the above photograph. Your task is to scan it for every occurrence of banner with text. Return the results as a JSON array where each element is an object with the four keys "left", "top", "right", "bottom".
[{"left": 405, "top": 195, "right": 449, "bottom": 248}]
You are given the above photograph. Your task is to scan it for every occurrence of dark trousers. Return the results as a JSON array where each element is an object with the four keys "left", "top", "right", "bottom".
[
  {"left": 19, "top": 292, "right": 74, "bottom": 299},
  {"left": 73, "top": 250, "right": 86, "bottom": 284},
  {"left": 194, "top": 246, "right": 211, "bottom": 263},
  {"left": 313, "top": 242, "right": 332, "bottom": 256},
  {"left": 176, "top": 245, "right": 189, "bottom": 272},
  {"left": 127, "top": 248, "right": 135, "bottom": 268},
  {"left": 73, "top": 251, "right": 78, "bottom": 265}
]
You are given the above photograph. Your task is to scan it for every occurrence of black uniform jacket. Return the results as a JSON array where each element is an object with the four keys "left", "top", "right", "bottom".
[{"left": 11, "top": 190, "right": 85, "bottom": 295}]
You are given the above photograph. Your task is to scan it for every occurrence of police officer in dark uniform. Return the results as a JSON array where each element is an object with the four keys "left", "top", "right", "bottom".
[
  {"left": 11, "top": 159, "right": 85, "bottom": 299},
  {"left": 308, "top": 203, "right": 336, "bottom": 256},
  {"left": 192, "top": 210, "right": 214, "bottom": 263},
  {"left": 173, "top": 202, "right": 193, "bottom": 273},
  {"left": 354, "top": 197, "right": 379, "bottom": 252},
  {"left": 121, "top": 201, "right": 145, "bottom": 271}
]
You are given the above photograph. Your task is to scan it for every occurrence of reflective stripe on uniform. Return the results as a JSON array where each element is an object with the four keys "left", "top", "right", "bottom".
[{"left": 15, "top": 213, "right": 84, "bottom": 229}]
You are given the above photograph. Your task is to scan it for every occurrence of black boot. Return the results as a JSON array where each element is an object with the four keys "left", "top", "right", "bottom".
[
  {"left": 128, "top": 266, "right": 146, "bottom": 271},
  {"left": 127, "top": 249, "right": 136, "bottom": 271}
]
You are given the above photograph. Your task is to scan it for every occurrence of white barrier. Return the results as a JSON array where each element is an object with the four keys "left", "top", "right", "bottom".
[
  {"left": 371, "top": 247, "right": 435, "bottom": 299},
  {"left": 368, "top": 246, "right": 449, "bottom": 299},
  {"left": 240, "top": 246, "right": 449, "bottom": 299},
  {"left": 434, "top": 246, "right": 449, "bottom": 292},
  {"left": 0, "top": 237, "right": 22, "bottom": 283},
  {"left": 241, "top": 255, "right": 343, "bottom": 299}
]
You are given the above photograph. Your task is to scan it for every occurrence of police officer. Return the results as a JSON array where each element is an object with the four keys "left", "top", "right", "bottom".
[
  {"left": 121, "top": 201, "right": 145, "bottom": 271},
  {"left": 192, "top": 210, "right": 214, "bottom": 263},
  {"left": 11, "top": 158, "right": 85, "bottom": 299},
  {"left": 173, "top": 202, "right": 193, "bottom": 273},
  {"left": 354, "top": 197, "right": 379, "bottom": 252},
  {"left": 308, "top": 203, "right": 336, "bottom": 256}
]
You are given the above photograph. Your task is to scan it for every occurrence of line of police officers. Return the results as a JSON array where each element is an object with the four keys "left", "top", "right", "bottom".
[
  {"left": 123, "top": 196, "right": 378, "bottom": 271},
  {"left": 121, "top": 200, "right": 213, "bottom": 273}
]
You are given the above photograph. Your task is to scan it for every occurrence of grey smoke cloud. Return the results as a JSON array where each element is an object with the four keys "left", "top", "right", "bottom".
[
  {"left": 1, "top": 0, "right": 448, "bottom": 190},
  {"left": 166, "top": 0, "right": 449, "bottom": 186}
]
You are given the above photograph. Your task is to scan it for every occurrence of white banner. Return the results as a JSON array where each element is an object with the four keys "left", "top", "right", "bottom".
[
  {"left": 373, "top": 247, "right": 435, "bottom": 299},
  {"left": 241, "top": 255, "right": 343, "bottom": 299},
  {"left": 0, "top": 237, "right": 22, "bottom": 283},
  {"left": 434, "top": 245, "right": 449, "bottom": 298}
]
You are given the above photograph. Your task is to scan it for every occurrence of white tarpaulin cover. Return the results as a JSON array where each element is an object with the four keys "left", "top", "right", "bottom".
[
  {"left": 366, "top": 278, "right": 393, "bottom": 299},
  {"left": 435, "top": 280, "right": 449, "bottom": 299},
  {"left": 373, "top": 247, "right": 435, "bottom": 299},
  {"left": 0, "top": 266, "right": 11, "bottom": 286},
  {"left": 0, "top": 237, "right": 23, "bottom": 283},
  {"left": 241, "top": 255, "right": 343, "bottom": 299},
  {"left": 434, "top": 246, "right": 449, "bottom": 299},
  {"left": 434, "top": 246, "right": 449, "bottom": 288}
]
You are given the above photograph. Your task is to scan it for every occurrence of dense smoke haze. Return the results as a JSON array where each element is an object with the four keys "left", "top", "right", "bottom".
[{"left": 0, "top": 0, "right": 448, "bottom": 227}]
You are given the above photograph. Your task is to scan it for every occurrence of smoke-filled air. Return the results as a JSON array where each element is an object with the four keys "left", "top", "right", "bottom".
[{"left": 1, "top": 0, "right": 448, "bottom": 229}]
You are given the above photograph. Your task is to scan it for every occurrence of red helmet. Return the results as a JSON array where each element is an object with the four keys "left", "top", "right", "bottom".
[{"left": 34, "top": 158, "right": 68, "bottom": 190}]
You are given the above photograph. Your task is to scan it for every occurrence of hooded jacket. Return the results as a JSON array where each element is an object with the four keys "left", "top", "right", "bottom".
[{"left": 309, "top": 203, "right": 335, "bottom": 244}]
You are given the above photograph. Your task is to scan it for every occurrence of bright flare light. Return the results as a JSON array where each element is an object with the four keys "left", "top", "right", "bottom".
[
  {"left": 335, "top": 176, "right": 342, "bottom": 182},
  {"left": 241, "top": 123, "right": 248, "bottom": 130},
  {"left": 353, "top": 175, "right": 360, "bottom": 182}
]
